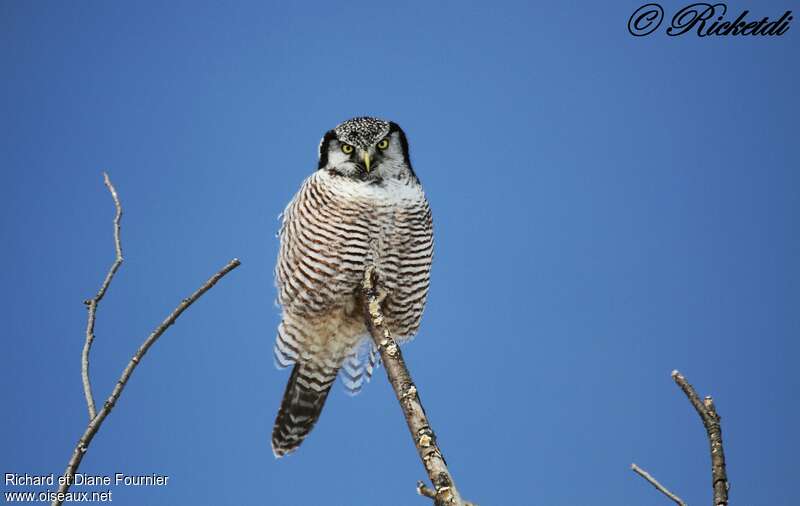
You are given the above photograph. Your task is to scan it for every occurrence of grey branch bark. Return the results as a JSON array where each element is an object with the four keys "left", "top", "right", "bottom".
[
  {"left": 53, "top": 173, "right": 240, "bottom": 506},
  {"left": 82, "top": 172, "right": 123, "bottom": 420},
  {"left": 631, "top": 370, "right": 730, "bottom": 506},
  {"left": 672, "top": 370, "right": 729, "bottom": 506},
  {"left": 361, "top": 267, "right": 473, "bottom": 506},
  {"left": 631, "top": 463, "right": 687, "bottom": 506}
]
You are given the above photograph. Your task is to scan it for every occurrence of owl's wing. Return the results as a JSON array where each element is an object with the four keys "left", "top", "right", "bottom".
[
  {"left": 382, "top": 196, "right": 434, "bottom": 341},
  {"left": 275, "top": 174, "right": 370, "bottom": 312},
  {"left": 273, "top": 173, "right": 368, "bottom": 368},
  {"left": 341, "top": 336, "right": 381, "bottom": 395}
]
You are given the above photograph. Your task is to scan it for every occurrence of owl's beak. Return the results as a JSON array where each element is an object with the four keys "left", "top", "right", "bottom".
[{"left": 361, "top": 152, "right": 371, "bottom": 173}]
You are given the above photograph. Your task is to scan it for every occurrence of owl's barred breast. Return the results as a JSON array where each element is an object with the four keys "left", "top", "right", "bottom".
[{"left": 276, "top": 169, "right": 433, "bottom": 366}]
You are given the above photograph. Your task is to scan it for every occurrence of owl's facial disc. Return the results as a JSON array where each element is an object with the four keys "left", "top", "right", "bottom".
[
  {"left": 317, "top": 117, "right": 417, "bottom": 182},
  {"left": 332, "top": 137, "right": 387, "bottom": 178}
]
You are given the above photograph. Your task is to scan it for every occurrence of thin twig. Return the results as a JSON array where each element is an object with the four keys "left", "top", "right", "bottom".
[
  {"left": 631, "top": 463, "right": 687, "bottom": 506},
  {"left": 672, "top": 370, "right": 729, "bottom": 506},
  {"left": 81, "top": 172, "right": 123, "bottom": 420},
  {"left": 362, "top": 267, "right": 472, "bottom": 506}
]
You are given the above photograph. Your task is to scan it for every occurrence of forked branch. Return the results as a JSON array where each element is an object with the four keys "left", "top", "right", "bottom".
[{"left": 53, "top": 174, "right": 240, "bottom": 506}]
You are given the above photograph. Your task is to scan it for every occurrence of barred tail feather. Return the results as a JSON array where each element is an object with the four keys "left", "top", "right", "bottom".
[{"left": 272, "top": 363, "right": 338, "bottom": 457}]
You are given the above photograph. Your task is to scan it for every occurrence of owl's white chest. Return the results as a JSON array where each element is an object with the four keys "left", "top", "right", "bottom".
[
  {"left": 323, "top": 171, "right": 421, "bottom": 205},
  {"left": 320, "top": 172, "right": 424, "bottom": 269}
]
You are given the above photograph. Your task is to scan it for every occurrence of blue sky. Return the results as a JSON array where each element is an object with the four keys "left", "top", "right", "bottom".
[{"left": 1, "top": 1, "right": 797, "bottom": 504}]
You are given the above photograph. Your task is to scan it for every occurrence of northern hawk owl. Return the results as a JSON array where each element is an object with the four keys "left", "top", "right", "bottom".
[{"left": 272, "top": 117, "right": 433, "bottom": 457}]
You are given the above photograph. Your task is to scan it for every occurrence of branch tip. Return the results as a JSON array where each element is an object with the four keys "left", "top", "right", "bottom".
[
  {"left": 634, "top": 371, "right": 729, "bottom": 506},
  {"left": 81, "top": 173, "right": 125, "bottom": 421}
]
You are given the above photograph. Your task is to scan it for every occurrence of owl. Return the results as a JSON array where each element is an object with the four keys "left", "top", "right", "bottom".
[{"left": 272, "top": 117, "right": 434, "bottom": 457}]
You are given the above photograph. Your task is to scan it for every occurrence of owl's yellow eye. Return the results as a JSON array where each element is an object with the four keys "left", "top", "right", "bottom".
[
  {"left": 341, "top": 143, "right": 354, "bottom": 154},
  {"left": 377, "top": 138, "right": 390, "bottom": 150}
]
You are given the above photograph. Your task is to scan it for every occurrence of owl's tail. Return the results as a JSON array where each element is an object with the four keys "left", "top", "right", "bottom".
[{"left": 271, "top": 362, "right": 338, "bottom": 457}]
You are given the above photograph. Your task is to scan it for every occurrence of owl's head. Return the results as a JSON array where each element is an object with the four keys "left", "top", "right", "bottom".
[{"left": 318, "top": 117, "right": 416, "bottom": 182}]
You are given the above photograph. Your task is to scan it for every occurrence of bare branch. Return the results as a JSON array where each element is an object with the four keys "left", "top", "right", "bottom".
[
  {"left": 54, "top": 175, "right": 240, "bottom": 506},
  {"left": 55, "top": 257, "right": 239, "bottom": 505},
  {"left": 81, "top": 172, "right": 124, "bottom": 420},
  {"left": 631, "top": 463, "right": 687, "bottom": 506},
  {"left": 672, "top": 370, "right": 729, "bottom": 506},
  {"left": 362, "top": 267, "right": 472, "bottom": 506}
]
